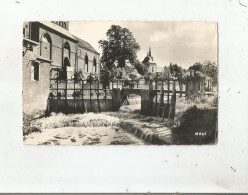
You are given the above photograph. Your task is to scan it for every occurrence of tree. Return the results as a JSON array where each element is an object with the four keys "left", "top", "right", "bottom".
[
  {"left": 169, "top": 62, "right": 186, "bottom": 80},
  {"left": 188, "top": 61, "right": 217, "bottom": 86},
  {"left": 134, "top": 60, "right": 148, "bottom": 76},
  {"left": 144, "top": 72, "right": 155, "bottom": 84},
  {"left": 100, "top": 67, "right": 115, "bottom": 89},
  {"left": 99, "top": 25, "right": 140, "bottom": 70},
  {"left": 202, "top": 61, "right": 218, "bottom": 86},
  {"left": 168, "top": 63, "right": 186, "bottom": 97},
  {"left": 188, "top": 62, "right": 203, "bottom": 76}
]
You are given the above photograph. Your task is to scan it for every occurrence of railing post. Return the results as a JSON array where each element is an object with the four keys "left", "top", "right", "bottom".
[
  {"left": 82, "top": 79, "right": 84, "bottom": 113},
  {"left": 74, "top": 77, "right": 76, "bottom": 113},
  {"left": 161, "top": 79, "right": 166, "bottom": 119},
  {"left": 155, "top": 73, "right": 158, "bottom": 108},
  {"left": 65, "top": 78, "right": 67, "bottom": 113},
  {"left": 104, "top": 88, "right": 107, "bottom": 110},
  {"left": 89, "top": 73, "right": 92, "bottom": 112},
  {"left": 56, "top": 76, "right": 58, "bottom": 113},
  {"left": 167, "top": 73, "right": 170, "bottom": 105},
  {"left": 97, "top": 78, "right": 100, "bottom": 113}
]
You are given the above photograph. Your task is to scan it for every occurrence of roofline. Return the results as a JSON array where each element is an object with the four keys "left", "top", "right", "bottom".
[
  {"left": 38, "top": 22, "right": 78, "bottom": 42},
  {"left": 77, "top": 44, "right": 100, "bottom": 55},
  {"left": 37, "top": 22, "right": 100, "bottom": 55}
]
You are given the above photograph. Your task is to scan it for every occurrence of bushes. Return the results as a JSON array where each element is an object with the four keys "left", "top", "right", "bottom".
[
  {"left": 172, "top": 102, "right": 217, "bottom": 144},
  {"left": 23, "top": 112, "right": 42, "bottom": 136}
]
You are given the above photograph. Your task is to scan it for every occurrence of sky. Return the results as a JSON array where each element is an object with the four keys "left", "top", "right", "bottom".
[{"left": 69, "top": 21, "right": 218, "bottom": 69}]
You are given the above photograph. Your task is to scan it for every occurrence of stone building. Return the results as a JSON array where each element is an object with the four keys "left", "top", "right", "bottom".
[
  {"left": 142, "top": 47, "right": 157, "bottom": 73},
  {"left": 22, "top": 21, "right": 100, "bottom": 114}
]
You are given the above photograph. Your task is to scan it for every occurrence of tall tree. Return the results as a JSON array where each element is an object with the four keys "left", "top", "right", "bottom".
[{"left": 99, "top": 25, "right": 140, "bottom": 70}]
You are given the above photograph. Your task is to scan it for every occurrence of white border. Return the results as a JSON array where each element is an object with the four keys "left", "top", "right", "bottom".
[{"left": 0, "top": 0, "right": 248, "bottom": 192}]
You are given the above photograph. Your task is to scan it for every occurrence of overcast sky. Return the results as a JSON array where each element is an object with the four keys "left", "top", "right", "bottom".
[{"left": 69, "top": 21, "right": 218, "bottom": 69}]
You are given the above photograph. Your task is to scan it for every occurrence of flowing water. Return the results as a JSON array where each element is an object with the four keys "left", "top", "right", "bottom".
[
  {"left": 24, "top": 95, "right": 148, "bottom": 146},
  {"left": 24, "top": 126, "right": 146, "bottom": 145}
]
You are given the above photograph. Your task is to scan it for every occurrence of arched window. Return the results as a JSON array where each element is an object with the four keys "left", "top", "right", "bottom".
[
  {"left": 93, "top": 57, "right": 97, "bottom": 73},
  {"left": 41, "top": 33, "right": 52, "bottom": 60},
  {"left": 85, "top": 54, "right": 89, "bottom": 72},
  {"left": 61, "top": 57, "right": 70, "bottom": 80},
  {"left": 64, "top": 42, "right": 70, "bottom": 59}
]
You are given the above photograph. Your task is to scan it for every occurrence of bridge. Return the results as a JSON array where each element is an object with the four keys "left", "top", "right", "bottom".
[{"left": 47, "top": 76, "right": 185, "bottom": 119}]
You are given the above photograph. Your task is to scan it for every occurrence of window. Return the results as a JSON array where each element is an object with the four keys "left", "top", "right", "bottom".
[
  {"left": 31, "top": 62, "right": 39, "bottom": 81},
  {"left": 41, "top": 33, "right": 52, "bottom": 60},
  {"left": 64, "top": 42, "right": 70, "bottom": 59},
  {"left": 63, "top": 22, "right": 66, "bottom": 28},
  {"left": 85, "top": 54, "right": 88, "bottom": 72},
  {"left": 78, "top": 49, "right": 81, "bottom": 58},
  {"left": 23, "top": 23, "right": 30, "bottom": 39},
  {"left": 152, "top": 67, "right": 154, "bottom": 72},
  {"left": 93, "top": 57, "right": 97, "bottom": 73}
]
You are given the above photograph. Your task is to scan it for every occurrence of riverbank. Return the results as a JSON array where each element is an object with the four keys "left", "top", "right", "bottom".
[{"left": 23, "top": 111, "right": 172, "bottom": 145}]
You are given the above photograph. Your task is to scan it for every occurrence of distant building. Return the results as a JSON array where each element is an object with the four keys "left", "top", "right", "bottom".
[
  {"left": 22, "top": 21, "right": 100, "bottom": 114},
  {"left": 142, "top": 47, "right": 157, "bottom": 73}
]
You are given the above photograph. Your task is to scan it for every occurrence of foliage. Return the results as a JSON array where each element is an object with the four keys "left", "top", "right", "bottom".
[
  {"left": 23, "top": 112, "right": 42, "bottom": 136},
  {"left": 201, "top": 61, "right": 218, "bottom": 86},
  {"left": 99, "top": 25, "right": 140, "bottom": 70},
  {"left": 134, "top": 60, "right": 148, "bottom": 76},
  {"left": 123, "top": 79, "right": 131, "bottom": 87},
  {"left": 168, "top": 62, "right": 186, "bottom": 80},
  {"left": 100, "top": 67, "right": 115, "bottom": 88},
  {"left": 129, "top": 73, "right": 138, "bottom": 80},
  {"left": 124, "top": 65, "right": 136, "bottom": 79},
  {"left": 144, "top": 72, "right": 155, "bottom": 84},
  {"left": 72, "top": 70, "right": 84, "bottom": 82},
  {"left": 115, "top": 65, "right": 138, "bottom": 80},
  {"left": 188, "top": 61, "right": 218, "bottom": 86},
  {"left": 188, "top": 62, "right": 203, "bottom": 74},
  {"left": 87, "top": 73, "right": 98, "bottom": 84}
]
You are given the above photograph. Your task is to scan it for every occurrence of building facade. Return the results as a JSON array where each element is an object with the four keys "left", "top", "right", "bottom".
[
  {"left": 142, "top": 47, "right": 157, "bottom": 73},
  {"left": 22, "top": 21, "right": 100, "bottom": 114}
]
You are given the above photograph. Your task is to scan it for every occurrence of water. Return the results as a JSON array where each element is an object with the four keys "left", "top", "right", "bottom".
[{"left": 24, "top": 126, "right": 145, "bottom": 145}]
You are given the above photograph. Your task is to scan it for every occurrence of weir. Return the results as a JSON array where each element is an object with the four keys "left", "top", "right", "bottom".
[{"left": 47, "top": 71, "right": 188, "bottom": 120}]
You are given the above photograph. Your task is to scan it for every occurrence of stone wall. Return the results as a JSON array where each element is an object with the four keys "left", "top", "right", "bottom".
[{"left": 22, "top": 44, "right": 50, "bottom": 115}]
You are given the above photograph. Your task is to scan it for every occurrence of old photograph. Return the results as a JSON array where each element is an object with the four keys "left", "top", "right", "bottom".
[{"left": 23, "top": 21, "right": 218, "bottom": 145}]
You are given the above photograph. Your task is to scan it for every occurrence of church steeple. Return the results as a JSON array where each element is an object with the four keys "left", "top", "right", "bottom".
[{"left": 149, "top": 46, "right": 151, "bottom": 57}]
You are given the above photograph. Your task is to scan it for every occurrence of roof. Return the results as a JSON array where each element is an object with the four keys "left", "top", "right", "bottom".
[
  {"left": 142, "top": 56, "right": 156, "bottom": 64},
  {"left": 72, "top": 35, "right": 99, "bottom": 54},
  {"left": 39, "top": 21, "right": 99, "bottom": 54},
  {"left": 39, "top": 21, "right": 77, "bottom": 41}
]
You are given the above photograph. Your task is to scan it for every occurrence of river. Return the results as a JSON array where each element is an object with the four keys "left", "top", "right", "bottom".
[{"left": 24, "top": 126, "right": 146, "bottom": 145}]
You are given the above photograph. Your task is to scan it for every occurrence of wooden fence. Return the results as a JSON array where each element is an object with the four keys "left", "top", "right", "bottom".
[
  {"left": 48, "top": 71, "right": 113, "bottom": 113},
  {"left": 47, "top": 69, "right": 211, "bottom": 117}
]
